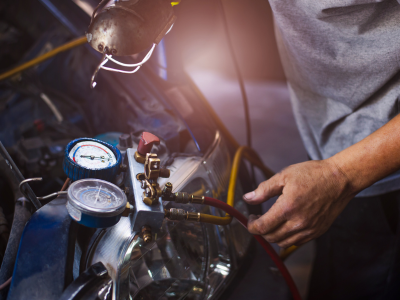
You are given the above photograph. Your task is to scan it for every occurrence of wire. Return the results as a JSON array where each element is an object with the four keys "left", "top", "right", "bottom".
[
  {"left": 39, "top": 93, "right": 63, "bottom": 123},
  {"left": 101, "top": 65, "right": 141, "bottom": 74},
  {"left": 91, "top": 43, "right": 156, "bottom": 85},
  {"left": 0, "top": 277, "right": 12, "bottom": 291},
  {"left": 203, "top": 196, "right": 302, "bottom": 300},
  {"left": 218, "top": 0, "right": 252, "bottom": 148},
  {"left": 105, "top": 44, "right": 156, "bottom": 67},
  {"left": 0, "top": 36, "right": 87, "bottom": 82},
  {"left": 61, "top": 178, "right": 70, "bottom": 192},
  {"left": 97, "top": 44, "right": 156, "bottom": 74},
  {"left": 185, "top": 73, "right": 241, "bottom": 148}
]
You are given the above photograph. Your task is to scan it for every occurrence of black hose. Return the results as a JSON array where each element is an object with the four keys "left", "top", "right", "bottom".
[
  {"left": 218, "top": 0, "right": 252, "bottom": 148},
  {"left": 0, "top": 142, "right": 41, "bottom": 210},
  {"left": 0, "top": 198, "right": 32, "bottom": 300}
]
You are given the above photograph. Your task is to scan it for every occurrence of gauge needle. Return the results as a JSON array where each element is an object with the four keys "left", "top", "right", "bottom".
[
  {"left": 80, "top": 155, "right": 109, "bottom": 161},
  {"left": 95, "top": 185, "right": 102, "bottom": 203}
]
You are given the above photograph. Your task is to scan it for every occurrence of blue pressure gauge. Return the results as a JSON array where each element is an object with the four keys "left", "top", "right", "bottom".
[
  {"left": 67, "top": 179, "right": 127, "bottom": 228},
  {"left": 63, "top": 138, "right": 122, "bottom": 182}
]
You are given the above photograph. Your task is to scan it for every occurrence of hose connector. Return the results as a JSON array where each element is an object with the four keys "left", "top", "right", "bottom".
[
  {"left": 174, "top": 192, "right": 190, "bottom": 203},
  {"left": 164, "top": 208, "right": 200, "bottom": 222},
  {"left": 162, "top": 188, "right": 205, "bottom": 205},
  {"left": 190, "top": 195, "right": 205, "bottom": 204},
  {"left": 186, "top": 212, "right": 201, "bottom": 222},
  {"left": 164, "top": 208, "right": 187, "bottom": 221}
]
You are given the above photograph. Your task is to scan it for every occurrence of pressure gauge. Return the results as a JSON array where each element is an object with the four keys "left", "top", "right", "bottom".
[
  {"left": 66, "top": 179, "right": 127, "bottom": 228},
  {"left": 63, "top": 138, "right": 122, "bottom": 182}
]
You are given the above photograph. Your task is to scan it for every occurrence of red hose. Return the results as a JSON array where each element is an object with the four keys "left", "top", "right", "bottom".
[{"left": 204, "top": 197, "right": 302, "bottom": 300}]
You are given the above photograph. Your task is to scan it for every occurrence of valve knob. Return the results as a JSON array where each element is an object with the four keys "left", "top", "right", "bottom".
[
  {"left": 135, "top": 132, "right": 160, "bottom": 163},
  {"left": 138, "top": 132, "right": 160, "bottom": 155}
]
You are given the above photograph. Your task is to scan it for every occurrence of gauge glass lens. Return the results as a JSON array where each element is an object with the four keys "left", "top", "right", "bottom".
[
  {"left": 71, "top": 182, "right": 124, "bottom": 210},
  {"left": 69, "top": 141, "right": 117, "bottom": 170}
]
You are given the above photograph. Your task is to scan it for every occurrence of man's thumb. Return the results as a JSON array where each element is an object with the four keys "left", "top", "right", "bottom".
[{"left": 243, "top": 174, "right": 284, "bottom": 204}]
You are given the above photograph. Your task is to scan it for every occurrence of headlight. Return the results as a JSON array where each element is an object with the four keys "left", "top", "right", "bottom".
[{"left": 86, "top": 132, "right": 253, "bottom": 299}]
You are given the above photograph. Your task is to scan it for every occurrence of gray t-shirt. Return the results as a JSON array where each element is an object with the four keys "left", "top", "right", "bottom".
[{"left": 269, "top": 0, "right": 400, "bottom": 197}]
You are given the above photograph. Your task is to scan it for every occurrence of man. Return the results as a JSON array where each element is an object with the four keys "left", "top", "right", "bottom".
[{"left": 243, "top": 1, "right": 400, "bottom": 299}]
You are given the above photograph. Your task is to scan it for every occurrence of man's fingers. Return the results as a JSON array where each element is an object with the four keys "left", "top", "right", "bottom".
[
  {"left": 247, "top": 198, "right": 287, "bottom": 235},
  {"left": 243, "top": 174, "right": 284, "bottom": 204},
  {"left": 275, "top": 231, "right": 313, "bottom": 249},
  {"left": 262, "top": 220, "right": 307, "bottom": 244}
]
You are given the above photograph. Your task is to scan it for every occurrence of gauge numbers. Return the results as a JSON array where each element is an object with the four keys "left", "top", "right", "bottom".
[
  {"left": 72, "top": 185, "right": 123, "bottom": 209},
  {"left": 69, "top": 140, "right": 117, "bottom": 170}
]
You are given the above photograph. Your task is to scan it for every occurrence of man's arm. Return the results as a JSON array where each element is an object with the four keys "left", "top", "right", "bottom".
[{"left": 243, "top": 113, "right": 400, "bottom": 248}]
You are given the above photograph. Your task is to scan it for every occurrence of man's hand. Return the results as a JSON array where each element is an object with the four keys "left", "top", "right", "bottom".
[{"left": 243, "top": 159, "right": 356, "bottom": 248}]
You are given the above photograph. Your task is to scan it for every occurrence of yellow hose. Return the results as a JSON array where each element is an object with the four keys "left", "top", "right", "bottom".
[
  {"left": 198, "top": 146, "right": 275, "bottom": 225},
  {"left": 280, "top": 245, "right": 298, "bottom": 261},
  {"left": 0, "top": 36, "right": 87, "bottom": 82},
  {"left": 200, "top": 213, "right": 232, "bottom": 225}
]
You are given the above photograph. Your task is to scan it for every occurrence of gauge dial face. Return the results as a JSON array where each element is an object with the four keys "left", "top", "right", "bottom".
[
  {"left": 72, "top": 185, "right": 123, "bottom": 210},
  {"left": 69, "top": 141, "right": 117, "bottom": 170},
  {"left": 69, "top": 179, "right": 126, "bottom": 212}
]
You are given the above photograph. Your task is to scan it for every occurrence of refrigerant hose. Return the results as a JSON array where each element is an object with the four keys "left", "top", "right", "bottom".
[
  {"left": 203, "top": 196, "right": 302, "bottom": 300},
  {"left": 197, "top": 145, "right": 298, "bottom": 260}
]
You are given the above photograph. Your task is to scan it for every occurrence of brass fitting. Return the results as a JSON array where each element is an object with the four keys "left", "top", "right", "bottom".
[
  {"left": 162, "top": 191, "right": 204, "bottom": 205},
  {"left": 121, "top": 203, "right": 132, "bottom": 217},
  {"left": 134, "top": 151, "right": 146, "bottom": 164},
  {"left": 145, "top": 153, "right": 161, "bottom": 180},
  {"left": 159, "top": 168, "right": 170, "bottom": 178},
  {"left": 164, "top": 208, "right": 200, "bottom": 222},
  {"left": 142, "top": 180, "right": 160, "bottom": 206},
  {"left": 136, "top": 173, "right": 145, "bottom": 181},
  {"left": 141, "top": 226, "right": 152, "bottom": 243},
  {"left": 144, "top": 153, "right": 170, "bottom": 181},
  {"left": 186, "top": 212, "right": 201, "bottom": 222},
  {"left": 164, "top": 208, "right": 187, "bottom": 221},
  {"left": 190, "top": 195, "right": 205, "bottom": 204},
  {"left": 162, "top": 182, "right": 173, "bottom": 198},
  {"left": 143, "top": 192, "right": 157, "bottom": 206},
  {"left": 174, "top": 192, "right": 190, "bottom": 204}
]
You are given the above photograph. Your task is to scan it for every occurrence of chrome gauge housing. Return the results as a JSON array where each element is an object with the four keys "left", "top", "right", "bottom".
[{"left": 84, "top": 132, "right": 253, "bottom": 299}]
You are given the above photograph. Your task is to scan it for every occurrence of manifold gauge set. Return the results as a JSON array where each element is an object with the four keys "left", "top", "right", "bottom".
[{"left": 62, "top": 133, "right": 171, "bottom": 233}]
